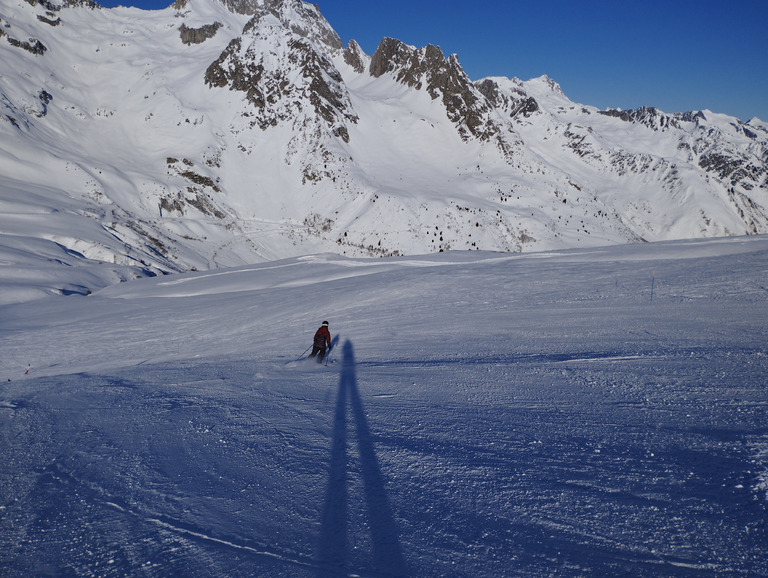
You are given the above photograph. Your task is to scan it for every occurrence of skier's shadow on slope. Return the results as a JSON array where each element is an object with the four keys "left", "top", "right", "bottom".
[{"left": 316, "top": 340, "right": 407, "bottom": 577}]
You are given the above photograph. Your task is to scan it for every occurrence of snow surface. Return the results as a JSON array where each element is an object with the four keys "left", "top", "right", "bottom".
[{"left": 2, "top": 236, "right": 768, "bottom": 576}]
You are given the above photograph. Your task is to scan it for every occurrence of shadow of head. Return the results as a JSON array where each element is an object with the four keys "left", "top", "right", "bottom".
[{"left": 342, "top": 340, "right": 355, "bottom": 369}]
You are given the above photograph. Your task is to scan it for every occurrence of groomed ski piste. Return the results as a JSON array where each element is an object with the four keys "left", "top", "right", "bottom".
[{"left": 2, "top": 236, "right": 768, "bottom": 576}]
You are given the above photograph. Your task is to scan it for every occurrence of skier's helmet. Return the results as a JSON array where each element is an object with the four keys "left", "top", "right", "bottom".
[{"left": 322, "top": 321, "right": 329, "bottom": 326}]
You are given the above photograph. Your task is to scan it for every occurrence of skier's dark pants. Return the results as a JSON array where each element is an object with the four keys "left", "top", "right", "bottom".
[{"left": 309, "top": 346, "right": 326, "bottom": 363}]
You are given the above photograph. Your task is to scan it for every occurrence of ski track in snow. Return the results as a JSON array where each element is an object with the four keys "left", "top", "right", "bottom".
[{"left": 1, "top": 237, "right": 768, "bottom": 576}]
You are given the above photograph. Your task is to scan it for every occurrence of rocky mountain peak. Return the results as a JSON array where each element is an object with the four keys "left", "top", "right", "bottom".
[
  {"left": 205, "top": 0, "right": 353, "bottom": 139},
  {"left": 475, "top": 78, "right": 539, "bottom": 119},
  {"left": 239, "top": 0, "right": 342, "bottom": 51},
  {"left": 536, "top": 74, "right": 564, "bottom": 95},
  {"left": 343, "top": 39, "right": 367, "bottom": 74},
  {"left": 369, "top": 37, "right": 496, "bottom": 141}
]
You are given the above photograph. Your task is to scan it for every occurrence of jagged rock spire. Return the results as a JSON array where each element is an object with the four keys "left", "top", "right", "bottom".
[
  {"left": 205, "top": 0, "right": 354, "bottom": 140},
  {"left": 369, "top": 37, "right": 497, "bottom": 141}
]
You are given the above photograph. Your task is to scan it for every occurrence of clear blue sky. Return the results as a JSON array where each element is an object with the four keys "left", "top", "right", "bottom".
[{"left": 100, "top": 0, "right": 767, "bottom": 121}]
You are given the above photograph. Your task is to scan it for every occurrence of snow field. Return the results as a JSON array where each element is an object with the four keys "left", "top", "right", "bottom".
[{"left": 1, "top": 236, "right": 767, "bottom": 575}]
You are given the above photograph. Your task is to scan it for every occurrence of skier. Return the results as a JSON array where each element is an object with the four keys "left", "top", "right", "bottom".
[{"left": 309, "top": 321, "right": 332, "bottom": 363}]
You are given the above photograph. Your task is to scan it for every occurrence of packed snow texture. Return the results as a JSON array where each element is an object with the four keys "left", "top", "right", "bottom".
[{"left": 2, "top": 236, "right": 767, "bottom": 576}]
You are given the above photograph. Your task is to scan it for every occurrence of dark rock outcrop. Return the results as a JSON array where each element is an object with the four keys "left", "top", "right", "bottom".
[
  {"left": 598, "top": 106, "right": 681, "bottom": 131},
  {"left": 370, "top": 37, "right": 497, "bottom": 141},
  {"left": 343, "top": 39, "right": 367, "bottom": 74},
  {"left": 205, "top": 0, "right": 355, "bottom": 139},
  {"left": 476, "top": 78, "right": 539, "bottom": 119},
  {"left": 179, "top": 22, "right": 223, "bottom": 45}
]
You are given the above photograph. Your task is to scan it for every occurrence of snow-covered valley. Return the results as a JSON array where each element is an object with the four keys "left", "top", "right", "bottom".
[{"left": 2, "top": 236, "right": 767, "bottom": 575}]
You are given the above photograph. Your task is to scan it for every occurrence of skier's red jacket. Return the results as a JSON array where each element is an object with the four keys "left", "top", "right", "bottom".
[{"left": 313, "top": 326, "right": 331, "bottom": 349}]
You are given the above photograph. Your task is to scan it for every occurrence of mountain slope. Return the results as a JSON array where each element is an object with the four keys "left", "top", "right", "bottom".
[{"left": 1, "top": 0, "right": 767, "bottom": 303}]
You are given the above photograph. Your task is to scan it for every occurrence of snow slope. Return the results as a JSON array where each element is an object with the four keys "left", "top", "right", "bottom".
[{"left": 2, "top": 236, "right": 767, "bottom": 575}]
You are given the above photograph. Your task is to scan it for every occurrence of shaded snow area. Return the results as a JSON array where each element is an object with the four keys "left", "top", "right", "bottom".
[{"left": 2, "top": 236, "right": 768, "bottom": 576}]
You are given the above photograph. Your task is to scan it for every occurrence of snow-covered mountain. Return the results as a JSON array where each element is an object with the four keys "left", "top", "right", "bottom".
[{"left": 2, "top": 0, "right": 767, "bottom": 303}]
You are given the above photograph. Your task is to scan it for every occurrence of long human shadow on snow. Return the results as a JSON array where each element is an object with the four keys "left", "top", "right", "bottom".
[{"left": 316, "top": 340, "right": 407, "bottom": 577}]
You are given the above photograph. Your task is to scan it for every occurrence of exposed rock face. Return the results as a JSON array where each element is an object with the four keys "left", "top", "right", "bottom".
[
  {"left": 343, "top": 39, "right": 367, "bottom": 74},
  {"left": 205, "top": 0, "right": 355, "bottom": 139},
  {"left": 369, "top": 37, "right": 497, "bottom": 141},
  {"left": 6, "top": 37, "right": 48, "bottom": 55},
  {"left": 25, "top": 0, "right": 96, "bottom": 9},
  {"left": 476, "top": 78, "right": 539, "bottom": 119},
  {"left": 179, "top": 22, "right": 223, "bottom": 45},
  {"left": 599, "top": 106, "right": 682, "bottom": 130},
  {"left": 37, "top": 14, "right": 61, "bottom": 26}
]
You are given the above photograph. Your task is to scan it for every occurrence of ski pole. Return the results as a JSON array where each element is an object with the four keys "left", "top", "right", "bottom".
[{"left": 296, "top": 345, "right": 312, "bottom": 361}]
